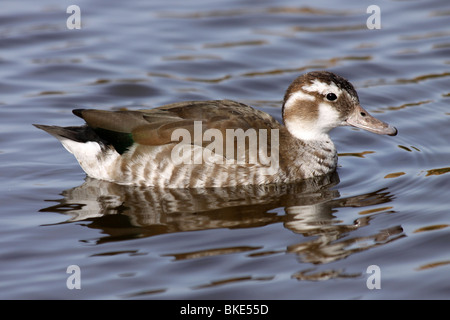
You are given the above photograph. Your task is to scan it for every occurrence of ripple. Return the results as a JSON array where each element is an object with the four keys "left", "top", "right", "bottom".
[
  {"left": 158, "top": 6, "right": 355, "bottom": 19},
  {"left": 396, "top": 71, "right": 450, "bottom": 84},
  {"left": 292, "top": 24, "right": 367, "bottom": 33},
  {"left": 384, "top": 172, "right": 406, "bottom": 179},
  {"left": 425, "top": 167, "right": 450, "bottom": 177},
  {"left": 416, "top": 260, "right": 450, "bottom": 271},
  {"left": 193, "top": 275, "right": 274, "bottom": 289},
  {"left": 164, "top": 246, "right": 261, "bottom": 260},
  {"left": 101, "top": 83, "right": 163, "bottom": 97},
  {"left": 203, "top": 40, "right": 267, "bottom": 48},
  {"left": 414, "top": 224, "right": 449, "bottom": 233},
  {"left": 162, "top": 54, "right": 221, "bottom": 61}
]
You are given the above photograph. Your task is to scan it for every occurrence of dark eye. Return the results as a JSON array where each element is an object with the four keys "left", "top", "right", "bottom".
[{"left": 326, "top": 93, "right": 337, "bottom": 101}]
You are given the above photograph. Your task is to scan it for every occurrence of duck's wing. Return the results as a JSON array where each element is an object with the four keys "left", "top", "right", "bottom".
[{"left": 75, "top": 100, "right": 282, "bottom": 157}]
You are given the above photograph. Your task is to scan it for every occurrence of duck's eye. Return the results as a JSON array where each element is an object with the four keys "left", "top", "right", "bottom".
[{"left": 326, "top": 93, "right": 337, "bottom": 101}]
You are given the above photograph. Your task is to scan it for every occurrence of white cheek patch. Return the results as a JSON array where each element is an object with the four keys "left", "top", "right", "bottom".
[
  {"left": 284, "top": 90, "right": 315, "bottom": 110},
  {"left": 317, "top": 102, "right": 343, "bottom": 129},
  {"left": 302, "top": 79, "right": 342, "bottom": 98}
]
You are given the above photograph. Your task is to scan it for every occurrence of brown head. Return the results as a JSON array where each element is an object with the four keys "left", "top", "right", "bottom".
[{"left": 282, "top": 71, "right": 397, "bottom": 141}]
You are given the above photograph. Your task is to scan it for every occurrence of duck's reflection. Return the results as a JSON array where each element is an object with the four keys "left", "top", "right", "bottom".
[{"left": 40, "top": 173, "right": 403, "bottom": 271}]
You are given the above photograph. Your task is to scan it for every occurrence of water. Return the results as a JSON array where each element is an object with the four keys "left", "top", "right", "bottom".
[{"left": 1, "top": 0, "right": 449, "bottom": 300}]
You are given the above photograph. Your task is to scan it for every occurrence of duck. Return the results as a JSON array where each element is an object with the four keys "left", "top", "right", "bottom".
[{"left": 34, "top": 71, "right": 397, "bottom": 188}]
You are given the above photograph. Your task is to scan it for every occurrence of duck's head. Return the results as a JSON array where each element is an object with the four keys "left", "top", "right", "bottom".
[{"left": 282, "top": 71, "right": 397, "bottom": 141}]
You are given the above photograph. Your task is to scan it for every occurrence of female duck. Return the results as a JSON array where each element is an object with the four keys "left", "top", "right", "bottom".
[{"left": 34, "top": 71, "right": 397, "bottom": 188}]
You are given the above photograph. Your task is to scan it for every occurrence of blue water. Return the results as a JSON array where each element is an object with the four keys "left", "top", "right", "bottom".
[{"left": 1, "top": 0, "right": 450, "bottom": 299}]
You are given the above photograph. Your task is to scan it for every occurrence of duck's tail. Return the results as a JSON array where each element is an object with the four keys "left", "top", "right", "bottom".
[{"left": 33, "top": 124, "right": 119, "bottom": 181}]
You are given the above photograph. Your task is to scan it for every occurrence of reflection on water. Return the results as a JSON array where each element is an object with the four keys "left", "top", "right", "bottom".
[{"left": 40, "top": 172, "right": 403, "bottom": 278}]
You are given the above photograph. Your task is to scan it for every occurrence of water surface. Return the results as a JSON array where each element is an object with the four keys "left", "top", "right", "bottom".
[{"left": 1, "top": 0, "right": 450, "bottom": 299}]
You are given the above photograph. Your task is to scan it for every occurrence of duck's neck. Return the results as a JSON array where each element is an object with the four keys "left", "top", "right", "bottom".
[
  {"left": 285, "top": 120, "right": 332, "bottom": 142},
  {"left": 279, "top": 128, "right": 338, "bottom": 180}
]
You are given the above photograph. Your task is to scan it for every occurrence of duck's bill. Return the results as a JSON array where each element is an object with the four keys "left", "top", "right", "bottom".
[{"left": 346, "top": 105, "right": 397, "bottom": 136}]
